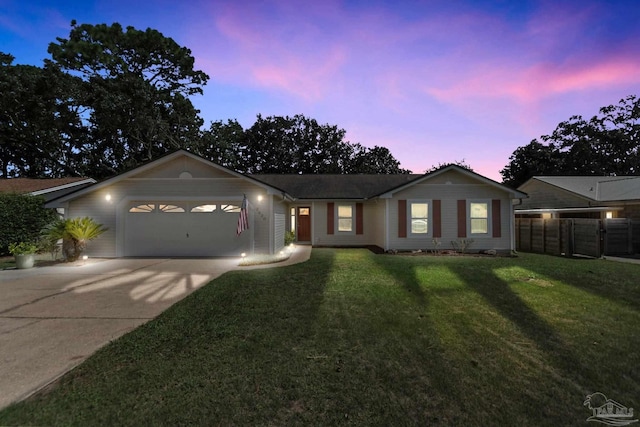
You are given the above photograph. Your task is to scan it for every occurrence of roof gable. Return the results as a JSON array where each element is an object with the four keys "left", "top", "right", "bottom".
[
  {"left": 134, "top": 155, "right": 238, "bottom": 179},
  {"left": 48, "top": 150, "right": 286, "bottom": 205},
  {"left": 378, "top": 165, "right": 527, "bottom": 199}
]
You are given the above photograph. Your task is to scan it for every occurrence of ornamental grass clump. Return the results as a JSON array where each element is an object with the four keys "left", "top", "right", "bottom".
[{"left": 42, "top": 217, "right": 107, "bottom": 262}]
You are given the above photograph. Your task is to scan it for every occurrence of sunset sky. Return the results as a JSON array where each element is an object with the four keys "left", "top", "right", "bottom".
[{"left": 2, "top": 0, "right": 639, "bottom": 180}]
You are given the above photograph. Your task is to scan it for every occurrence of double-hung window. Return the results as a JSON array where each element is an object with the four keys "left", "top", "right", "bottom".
[
  {"left": 337, "top": 205, "right": 353, "bottom": 232},
  {"left": 409, "top": 201, "right": 429, "bottom": 236},
  {"left": 469, "top": 201, "right": 489, "bottom": 234}
]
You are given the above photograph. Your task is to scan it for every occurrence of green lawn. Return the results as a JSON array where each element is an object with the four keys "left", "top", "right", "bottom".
[
  {"left": 1, "top": 249, "right": 638, "bottom": 426},
  {"left": 0, "top": 255, "right": 18, "bottom": 269}
]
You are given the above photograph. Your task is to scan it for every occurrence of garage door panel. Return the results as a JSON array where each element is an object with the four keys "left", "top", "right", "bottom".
[{"left": 124, "top": 202, "right": 250, "bottom": 257}]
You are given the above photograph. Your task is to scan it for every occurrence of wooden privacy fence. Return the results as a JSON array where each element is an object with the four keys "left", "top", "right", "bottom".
[{"left": 515, "top": 218, "right": 640, "bottom": 258}]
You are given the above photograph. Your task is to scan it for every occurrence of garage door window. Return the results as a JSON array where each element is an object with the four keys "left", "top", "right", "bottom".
[
  {"left": 159, "top": 204, "right": 185, "bottom": 213},
  {"left": 221, "top": 204, "right": 241, "bottom": 213},
  {"left": 191, "top": 204, "right": 217, "bottom": 212},
  {"left": 129, "top": 204, "right": 155, "bottom": 213}
]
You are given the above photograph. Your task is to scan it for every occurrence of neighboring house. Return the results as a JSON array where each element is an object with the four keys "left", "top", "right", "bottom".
[
  {"left": 516, "top": 176, "right": 640, "bottom": 220},
  {"left": 0, "top": 177, "right": 96, "bottom": 202},
  {"left": 45, "top": 150, "right": 527, "bottom": 257}
]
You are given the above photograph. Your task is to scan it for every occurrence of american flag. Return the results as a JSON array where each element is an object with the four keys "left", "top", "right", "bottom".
[{"left": 236, "top": 195, "right": 249, "bottom": 236}]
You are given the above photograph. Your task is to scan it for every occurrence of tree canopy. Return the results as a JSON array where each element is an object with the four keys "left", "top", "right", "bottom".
[
  {"left": 501, "top": 95, "right": 640, "bottom": 188},
  {"left": 424, "top": 159, "right": 474, "bottom": 175},
  {"left": 46, "top": 22, "right": 209, "bottom": 177},
  {"left": 0, "top": 54, "right": 86, "bottom": 177},
  {"left": 1, "top": 22, "right": 409, "bottom": 178},
  {"left": 195, "top": 114, "right": 410, "bottom": 174}
]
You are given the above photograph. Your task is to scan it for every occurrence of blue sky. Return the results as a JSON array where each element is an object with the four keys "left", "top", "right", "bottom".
[{"left": 2, "top": 0, "right": 639, "bottom": 180}]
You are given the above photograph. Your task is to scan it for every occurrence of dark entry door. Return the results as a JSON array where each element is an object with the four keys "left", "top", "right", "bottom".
[{"left": 297, "top": 207, "right": 311, "bottom": 242}]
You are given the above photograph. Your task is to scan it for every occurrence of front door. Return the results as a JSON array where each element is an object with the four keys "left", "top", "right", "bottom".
[{"left": 297, "top": 207, "right": 311, "bottom": 242}]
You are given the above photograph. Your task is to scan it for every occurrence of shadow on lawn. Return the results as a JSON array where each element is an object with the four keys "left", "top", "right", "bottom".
[
  {"left": 371, "top": 253, "right": 590, "bottom": 420},
  {"left": 521, "top": 255, "right": 640, "bottom": 311},
  {"left": 447, "top": 262, "right": 583, "bottom": 379},
  {"left": 370, "top": 255, "right": 467, "bottom": 408}
]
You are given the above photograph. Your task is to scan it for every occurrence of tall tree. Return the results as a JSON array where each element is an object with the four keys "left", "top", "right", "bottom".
[
  {"left": 0, "top": 54, "right": 87, "bottom": 177},
  {"left": 238, "top": 114, "right": 355, "bottom": 174},
  {"left": 348, "top": 145, "right": 411, "bottom": 174},
  {"left": 195, "top": 119, "right": 245, "bottom": 170},
  {"left": 199, "top": 114, "right": 409, "bottom": 174},
  {"left": 501, "top": 95, "right": 640, "bottom": 188},
  {"left": 47, "top": 22, "right": 209, "bottom": 178},
  {"left": 500, "top": 140, "right": 564, "bottom": 188}
]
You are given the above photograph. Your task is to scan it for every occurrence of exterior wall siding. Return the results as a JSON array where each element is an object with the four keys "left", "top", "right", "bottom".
[
  {"left": 273, "top": 200, "right": 287, "bottom": 253},
  {"left": 386, "top": 183, "right": 513, "bottom": 252},
  {"left": 66, "top": 191, "right": 117, "bottom": 257},
  {"left": 135, "top": 157, "right": 234, "bottom": 179},
  {"left": 311, "top": 201, "right": 381, "bottom": 247},
  {"left": 274, "top": 213, "right": 285, "bottom": 253},
  {"left": 623, "top": 204, "right": 640, "bottom": 220},
  {"left": 371, "top": 201, "right": 386, "bottom": 248}
]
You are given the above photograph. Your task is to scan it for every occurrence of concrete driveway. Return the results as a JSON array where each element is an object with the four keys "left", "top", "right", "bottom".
[{"left": 0, "top": 246, "right": 311, "bottom": 410}]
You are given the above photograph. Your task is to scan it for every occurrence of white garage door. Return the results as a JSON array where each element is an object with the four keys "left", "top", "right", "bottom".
[{"left": 124, "top": 201, "right": 250, "bottom": 256}]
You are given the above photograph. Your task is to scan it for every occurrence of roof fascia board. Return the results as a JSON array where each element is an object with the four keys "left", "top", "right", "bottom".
[
  {"left": 30, "top": 178, "right": 96, "bottom": 195},
  {"left": 515, "top": 206, "right": 623, "bottom": 213}
]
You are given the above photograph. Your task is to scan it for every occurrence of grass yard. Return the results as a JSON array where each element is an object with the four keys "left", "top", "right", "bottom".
[
  {"left": 0, "top": 257, "right": 15, "bottom": 269},
  {"left": 0, "top": 249, "right": 638, "bottom": 426},
  {"left": 0, "top": 255, "right": 59, "bottom": 269}
]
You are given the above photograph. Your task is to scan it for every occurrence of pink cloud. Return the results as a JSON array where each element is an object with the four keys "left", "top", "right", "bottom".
[
  {"left": 182, "top": 0, "right": 640, "bottom": 180},
  {"left": 187, "top": 1, "right": 351, "bottom": 101},
  {"left": 426, "top": 53, "right": 640, "bottom": 109}
]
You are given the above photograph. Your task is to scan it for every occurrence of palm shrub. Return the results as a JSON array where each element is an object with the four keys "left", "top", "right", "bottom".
[{"left": 42, "top": 217, "right": 107, "bottom": 262}]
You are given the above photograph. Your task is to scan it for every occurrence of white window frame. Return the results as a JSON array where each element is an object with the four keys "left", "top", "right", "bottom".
[
  {"left": 408, "top": 200, "right": 431, "bottom": 237},
  {"left": 290, "top": 207, "right": 296, "bottom": 232},
  {"left": 468, "top": 199, "right": 491, "bottom": 235},
  {"left": 336, "top": 203, "right": 355, "bottom": 234}
]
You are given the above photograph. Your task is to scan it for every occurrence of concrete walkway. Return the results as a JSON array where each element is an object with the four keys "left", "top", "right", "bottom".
[
  {"left": 602, "top": 255, "right": 640, "bottom": 265},
  {"left": 0, "top": 245, "right": 311, "bottom": 409}
]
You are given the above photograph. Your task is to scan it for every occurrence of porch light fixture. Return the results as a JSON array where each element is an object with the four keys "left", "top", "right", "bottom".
[
  {"left": 105, "top": 193, "right": 112, "bottom": 202},
  {"left": 257, "top": 195, "right": 263, "bottom": 202},
  {"left": 606, "top": 211, "right": 613, "bottom": 219}
]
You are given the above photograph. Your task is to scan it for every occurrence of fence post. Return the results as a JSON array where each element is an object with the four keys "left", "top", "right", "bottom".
[
  {"left": 598, "top": 220, "right": 603, "bottom": 258},
  {"left": 567, "top": 220, "right": 574, "bottom": 257},
  {"left": 628, "top": 218, "right": 633, "bottom": 254}
]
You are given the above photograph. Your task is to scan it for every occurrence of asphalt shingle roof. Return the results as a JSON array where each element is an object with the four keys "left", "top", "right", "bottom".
[
  {"left": 251, "top": 174, "right": 422, "bottom": 199},
  {"left": 0, "top": 178, "right": 93, "bottom": 194},
  {"left": 532, "top": 176, "right": 640, "bottom": 201}
]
